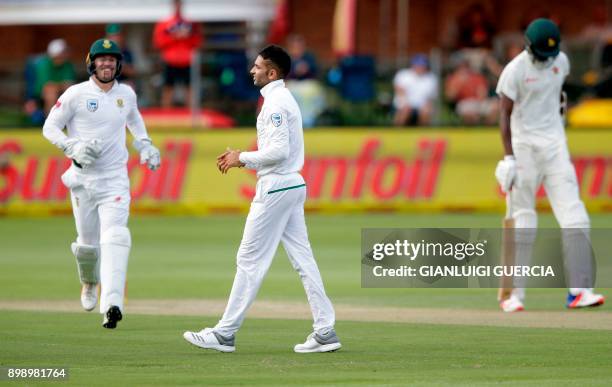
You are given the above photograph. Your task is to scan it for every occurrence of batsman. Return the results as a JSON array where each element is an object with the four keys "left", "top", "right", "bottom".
[
  {"left": 495, "top": 18, "right": 605, "bottom": 312},
  {"left": 42, "top": 38, "right": 161, "bottom": 328}
]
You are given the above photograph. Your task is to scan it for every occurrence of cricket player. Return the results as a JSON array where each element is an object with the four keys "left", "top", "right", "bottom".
[
  {"left": 495, "top": 18, "right": 605, "bottom": 312},
  {"left": 183, "top": 45, "right": 341, "bottom": 353},
  {"left": 42, "top": 38, "right": 161, "bottom": 328}
]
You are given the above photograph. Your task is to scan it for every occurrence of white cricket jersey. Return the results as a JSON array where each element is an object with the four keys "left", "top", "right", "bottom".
[
  {"left": 496, "top": 50, "right": 569, "bottom": 147},
  {"left": 42, "top": 78, "right": 150, "bottom": 175},
  {"left": 239, "top": 79, "right": 304, "bottom": 177}
]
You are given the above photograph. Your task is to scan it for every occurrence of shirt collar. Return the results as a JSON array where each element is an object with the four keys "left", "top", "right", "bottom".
[
  {"left": 89, "top": 77, "right": 118, "bottom": 93},
  {"left": 260, "top": 79, "right": 285, "bottom": 98}
]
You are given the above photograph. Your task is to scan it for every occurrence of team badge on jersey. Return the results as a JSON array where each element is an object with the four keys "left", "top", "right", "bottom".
[
  {"left": 271, "top": 112, "right": 282, "bottom": 127},
  {"left": 87, "top": 99, "right": 99, "bottom": 112},
  {"left": 116, "top": 98, "right": 124, "bottom": 108}
]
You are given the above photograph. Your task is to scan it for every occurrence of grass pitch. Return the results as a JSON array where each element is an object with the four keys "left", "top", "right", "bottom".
[
  {"left": 1, "top": 213, "right": 611, "bottom": 385},
  {"left": 2, "top": 311, "right": 612, "bottom": 386}
]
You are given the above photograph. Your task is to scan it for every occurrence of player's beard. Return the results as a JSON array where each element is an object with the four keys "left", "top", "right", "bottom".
[
  {"left": 96, "top": 67, "right": 116, "bottom": 83},
  {"left": 252, "top": 73, "right": 264, "bottom": 87},
  {"left": 253, "top": 70, "right": 272, "bottom": 87}
]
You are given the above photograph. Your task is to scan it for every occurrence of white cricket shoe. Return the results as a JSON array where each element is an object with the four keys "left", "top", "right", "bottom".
[
  {"left": 500, "top": 295, "right": 524, "bottom": 312},
  {"left": 183, "top": 328, "right": 235, "bottom": 353},
  {"left": 567, "top": 289, "right": 605, "bottom": 309},
  {"left": 294, "top": 329, "right": 342, "bottom": 353},
  {"left": 80, "top": 283, "right": 97, "bottom": 311}
]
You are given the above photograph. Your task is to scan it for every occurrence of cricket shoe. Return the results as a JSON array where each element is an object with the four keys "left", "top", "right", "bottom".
[
  {"left": 567, "top": 289, "right": 605, "bottom": 309},
  {"left": 500, "top": 295, "right": 524, "bottom": 312},
  {"left": 80, "top": 283, "right": 97, "bottom": 312},
  {"left": 294, "top": 329, "right": 342, "bottom": 353},
  {"left": 102, "top": 306, "right": 123, "bottom": 329},
  {"left": 183, "top": 328, "right": 235, "bottom": 353}
]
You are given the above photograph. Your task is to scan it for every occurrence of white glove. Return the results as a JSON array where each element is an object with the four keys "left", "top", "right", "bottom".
[
  {"left": 495, "top": 155, "right": 517, "bottom": 193},
  {"left": 133, "top": 138, "right": 161, "bottom": 171},
  {"left": 63, "top": 138, "right": 102, "bottom": 168}
]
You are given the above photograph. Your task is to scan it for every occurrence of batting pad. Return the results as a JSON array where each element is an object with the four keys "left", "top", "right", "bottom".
[
  {"left": 71, "top": 242, "right": 100, "bottom": 284},
  {"left": 99, "top": 226, "right": 131, "bottom": 313}
]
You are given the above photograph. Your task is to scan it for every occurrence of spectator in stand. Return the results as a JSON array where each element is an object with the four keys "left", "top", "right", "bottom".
[
  {"left": 153, "top": 0, "right": 202, "bottom": 107},
  {"left": 106, "top": 24, "right": 136, "bottom": 90},
  {"left": 392, "top": 54, "right": 438, "bottom": 126},
  {"left": 24, "top": 39, "right": 76, "bottom": 120},
  {"left": 445, "top": 57, "right": 497, "bottom": 125},
  {"left": 286, "top": 34, "right": 324, "bottom": 128},
  {"left": 456, "top": 3, "right": 496, "bottom": 49},
  {"left": 287, "top": 34, "right": 318, "bottom": 80},
  {"left": 452, "top": 3, "right": 500, "bottom": 82}
]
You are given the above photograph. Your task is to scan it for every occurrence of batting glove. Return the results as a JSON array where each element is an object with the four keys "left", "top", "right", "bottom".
[
  {"left": 495, "top": 155, "right": 517, "bottom": 193},
  {"left": 133, "top": 138, "right": 161, "bottom": 171},
  {"left": 63, "top": 138, "right": 102, "bottom": 168}
]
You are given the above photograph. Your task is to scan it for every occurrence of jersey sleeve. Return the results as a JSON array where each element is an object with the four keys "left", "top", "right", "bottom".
[
  {"left": 496, "top": 62, "right": 519, "bottom": 101},
  {"left": 125, "top": 87, "right": 150, "bottom": 142},
  {"left": 239, "top": 105, "right": 289, "bottom": 170},
  {"left": 559, "top": 52, "right": 570, "bottom": 77},
  {"left": 42, "top": 86, "right": 77, "bottom": 149}
]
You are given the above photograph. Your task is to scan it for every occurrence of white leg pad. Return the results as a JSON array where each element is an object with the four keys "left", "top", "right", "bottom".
[
  {"left": 71, "top": 243, "right": 100, "bottom": 284},
  {"left": 99, "top": 226, "right": 131, "bottom": 314},
  {"left": 562, "top": 228, "right": 595, "bottom": 289},
  {"left": 512, "top": 209, "right": 537, "bottom": 301}
]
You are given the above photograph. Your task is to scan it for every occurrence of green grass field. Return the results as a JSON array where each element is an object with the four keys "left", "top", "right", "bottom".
[{"left": 1, "top": 213, "right": 611, "bottom": 385}]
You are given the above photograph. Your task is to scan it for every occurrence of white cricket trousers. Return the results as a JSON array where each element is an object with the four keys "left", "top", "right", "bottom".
[
  {"left": 63, "top": 166, "right": 131, "bottom": 314},
  {"left": 510, "top": 140, "right": 592, "bottom": 298},
  {"left": 214, "top": 173, "right": 336, "bottom": 337}
]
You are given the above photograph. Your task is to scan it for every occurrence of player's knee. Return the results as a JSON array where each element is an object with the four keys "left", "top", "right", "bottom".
[
  {"left": 559, "top": 203, "right": 590, "bottom": 229},
  {"left": 76, "top": 232, "right": 100, "bottom": 246},
  {"left": 100, "top": 226, "right": 131, "bottom": 247},
  {"left": 514, "top": 209, "right": 537, "bottom": 244},
  {"left": 514, "top": 209, "right": 537, "bottom": 229},
  {"left": 71, "top": 242, "right": 99, "bottom": 261},
  {"left": 71, "top": 242, "right": 99, "bottom": 284},
  {"left": 562, "top": 227, "right": 590, "bottom": 241},
  {"left": 237, "top": 238, "right": 260, "bottom": 258}
]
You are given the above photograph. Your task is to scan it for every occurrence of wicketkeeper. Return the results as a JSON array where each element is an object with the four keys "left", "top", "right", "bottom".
[
  {"left": 495, "top": 18, "right": 605, "bottom": 312},
  {"left": 42, "top": 38, "right": 161, "bottom": 328}
]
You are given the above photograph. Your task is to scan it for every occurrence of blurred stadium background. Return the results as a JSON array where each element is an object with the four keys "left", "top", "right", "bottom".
[
  {"left": 0, "top": 0, "right": 611, "bottom": 385},
  {"left": 0, "top": 0, "right": 610, "bottom": 215}
]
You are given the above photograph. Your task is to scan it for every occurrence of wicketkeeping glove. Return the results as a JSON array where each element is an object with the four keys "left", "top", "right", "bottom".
[
  {"left": 495, "top": 155, "right": 517, "bottom": 193},
  {"left": 133, "top": 138, "right": 161, "bottom": 171},
  {"left": 63, "top": 138, "right": 102, "bottom": 168}
]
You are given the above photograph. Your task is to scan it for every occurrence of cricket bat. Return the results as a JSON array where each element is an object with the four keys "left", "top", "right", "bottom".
[{"left": 498, "top": 191, "right": 515, "bottom": 301}]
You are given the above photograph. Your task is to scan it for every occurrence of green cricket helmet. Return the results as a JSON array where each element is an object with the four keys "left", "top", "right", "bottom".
[
  {"left": 524, "top": 18, "right": 560, "bottom": 60},
  {"left": 86, "top": 38, "right": 123, "bottom": 78}
]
